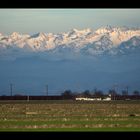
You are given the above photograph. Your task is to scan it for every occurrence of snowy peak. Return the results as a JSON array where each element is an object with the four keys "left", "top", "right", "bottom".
[
  {"left": 1, "top": 26, "right": 140, "bottom": 60},
  {"left": 71, "top": 28, "right": 92, "bottom": 33},
  {"left": 68, "top": 28, "right": 92, "bottom": 37},
  {"left": 95, "top": 25, "right": 114, "bottom": 34},
  {"left": 120, "top": 36, "right": 140, "bottom": 48},
  {"left": 10, "top": 32, "right": 21, "bottom": 40},
  {"left": 95, "top": 26, "right": 140, "bottom": 35},
  {"left": 30, "top": 32, "right": 47, "bottom": 38}
]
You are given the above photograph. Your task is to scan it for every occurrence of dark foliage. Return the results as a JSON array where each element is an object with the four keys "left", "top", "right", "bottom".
[{"left": 133, "top": 90, "right": 140, "bottom": 95}]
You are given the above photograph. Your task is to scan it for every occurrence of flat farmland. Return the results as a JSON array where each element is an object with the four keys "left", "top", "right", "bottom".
[{"left": 0, "top": 100, "right": 140, "bottom": 131}]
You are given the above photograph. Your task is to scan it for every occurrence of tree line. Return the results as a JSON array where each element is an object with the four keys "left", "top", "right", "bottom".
[{"left": 61, "top": 89, "right": 140, "bottom": 98}]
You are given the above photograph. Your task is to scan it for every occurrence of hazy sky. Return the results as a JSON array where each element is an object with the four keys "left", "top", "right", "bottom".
[{"left": 0, "top": 9, "right": 140, "bottom": 35}]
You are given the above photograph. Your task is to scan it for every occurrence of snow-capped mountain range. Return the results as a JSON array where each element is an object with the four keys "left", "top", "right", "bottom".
[
  {"left": 1, "top": 25, "right": 140, "bottom": 60},
  {"left": 1, "top": 26, "right": 140, "bottom": 94}
]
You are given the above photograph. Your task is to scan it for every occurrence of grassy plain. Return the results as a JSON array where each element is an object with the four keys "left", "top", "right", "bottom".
[{"left": 0, "top": 100, "right": 140, "bottom": 131}]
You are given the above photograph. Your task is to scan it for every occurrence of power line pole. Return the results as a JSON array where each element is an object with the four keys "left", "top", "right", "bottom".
[
  {"left": 10, "top": 83, "right": 13, "bottom": 96},
  {"left": 46, "top": 84, "right": 48, "bottom": 96}
]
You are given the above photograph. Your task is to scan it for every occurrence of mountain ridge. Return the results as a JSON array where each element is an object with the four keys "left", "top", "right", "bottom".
[{"left": 1, "top": 26, "right": 140, "bottom": 60}]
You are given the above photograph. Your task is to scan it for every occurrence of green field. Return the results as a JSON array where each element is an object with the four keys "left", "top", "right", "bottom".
[{"left": 0, "top": 100, "right": 140, "bottom": 131}]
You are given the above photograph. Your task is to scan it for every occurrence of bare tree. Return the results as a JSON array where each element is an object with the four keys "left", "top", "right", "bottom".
[
  {"left": 122, "top": 90, "right": 128, "bottom": 96},
  {"left": 94, "top": 90, "right": 104, "bottom": 97},
  {"left": 61, "top": 90, "right": 73, "bottom": 99},
  {"left": 81, "top": 90, "right": 91, "bottom": 97}
]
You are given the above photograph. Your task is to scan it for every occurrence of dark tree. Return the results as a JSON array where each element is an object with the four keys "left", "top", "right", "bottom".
[
  {"left": 82, "top": 90, "right": 91, "bottom": 97},
  {"left": 122, "top": 90, "right": 128, "bottom": 96},
  {"left": 133, "top": 90, "right": 140, "bottom": 95},
  {"left": 61, "top": 90, "right": 73, "bottom": 99},
  {"left": 1, "top": 95, "right": 6, "bottom": 96},
  {"left": 108, "top": 89, "right": 117, "bottom": 95},
  {"left": 108, "top": 89, "right": 117, "bottom": 100},
  {"left": 94, "top": 90, "right": 104, "bottom": 97}
]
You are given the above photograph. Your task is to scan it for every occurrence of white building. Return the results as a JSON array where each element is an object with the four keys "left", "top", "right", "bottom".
[
  {"left": 75, "top": 97, "right": 102, "bottom": 101},
  {"left": 103, "top": 97, "right": 111, "bottom": 101},
  {"left": 75, "top": 96, "right": 111, "bottom": 101}
]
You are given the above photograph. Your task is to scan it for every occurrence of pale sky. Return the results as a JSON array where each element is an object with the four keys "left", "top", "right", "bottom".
[{"left": 0, "top": 9, "right": 140, "bottom": 35}]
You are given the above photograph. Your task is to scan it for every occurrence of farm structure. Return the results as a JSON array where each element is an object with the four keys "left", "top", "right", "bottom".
[{"left": 75, "top": 97, "right": 102, "bottom": 101}]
